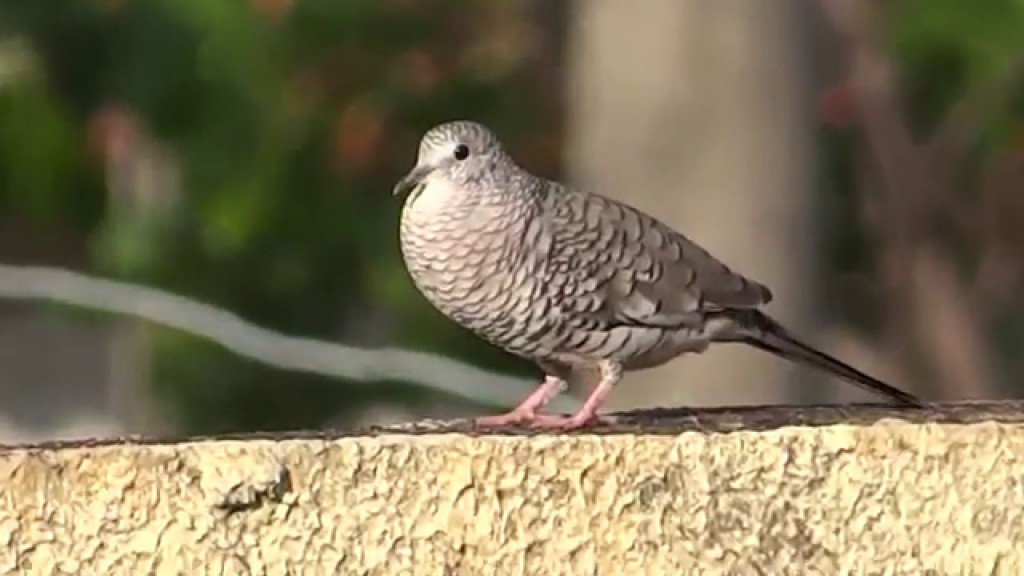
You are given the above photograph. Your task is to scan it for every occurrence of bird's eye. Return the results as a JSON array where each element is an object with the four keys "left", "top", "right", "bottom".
[{"left": 453, "top": 144, "right": 469, "bottom": 161}]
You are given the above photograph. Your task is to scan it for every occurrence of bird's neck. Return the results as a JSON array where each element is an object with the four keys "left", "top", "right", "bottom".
[
  {"left": 402, "top": 172, "right": 470, "bottom": 219},
  {"left": 403, "top": 169, "right": 540, "bottom": 225}
]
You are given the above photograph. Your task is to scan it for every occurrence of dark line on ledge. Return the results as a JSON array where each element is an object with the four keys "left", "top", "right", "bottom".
[{"left": 3, "top": 400, "right": 1024, "bottom": 452}]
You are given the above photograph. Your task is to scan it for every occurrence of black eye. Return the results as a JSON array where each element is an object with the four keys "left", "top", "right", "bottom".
[{"left": 453, "top": 144, "right": 469, "bottom": 161}]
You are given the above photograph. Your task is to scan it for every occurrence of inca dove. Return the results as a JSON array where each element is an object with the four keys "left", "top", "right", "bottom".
[{"left": 394, "top": 120, "right": 923, "bottom": 429}]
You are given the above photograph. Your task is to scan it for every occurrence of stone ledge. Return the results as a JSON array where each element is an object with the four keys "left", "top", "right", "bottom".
[{"left": 1, "top": 402, "right": 1023, "bottom": 575}]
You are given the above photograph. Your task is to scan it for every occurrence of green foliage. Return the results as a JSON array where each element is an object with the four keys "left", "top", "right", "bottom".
[
  {"left": 0, "top": 70, "right": 104, "bottom": 228},
  {"left": 886, "top": 0, "right": 1024, "bottom": 146}
]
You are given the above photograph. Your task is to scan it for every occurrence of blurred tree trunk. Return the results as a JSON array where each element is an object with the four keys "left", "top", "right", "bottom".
[{"left": 564, "top": 0, "right": 821, "bottom": 407}]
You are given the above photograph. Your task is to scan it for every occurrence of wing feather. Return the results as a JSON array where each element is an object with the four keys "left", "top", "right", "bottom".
[{"left": 544, "top": 185, "right": 772, "bottom": 330}]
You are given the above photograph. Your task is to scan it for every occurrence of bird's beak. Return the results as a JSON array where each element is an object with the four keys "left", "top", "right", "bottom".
[{"left": 392, "top": 164, "right": 434, "bottom": 197}]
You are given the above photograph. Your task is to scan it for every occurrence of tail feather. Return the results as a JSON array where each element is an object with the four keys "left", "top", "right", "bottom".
[{"left": 740, "top": 312, "right": 924, "bottom": 407}]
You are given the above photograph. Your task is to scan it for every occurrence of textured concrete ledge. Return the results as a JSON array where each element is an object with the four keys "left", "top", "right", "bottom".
[{"left": 2, "top": 402, "right": 1024, "bottom": 575}]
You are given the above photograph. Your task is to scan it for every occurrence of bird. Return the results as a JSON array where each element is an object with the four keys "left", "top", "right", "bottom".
[{"left": 393, "top": 120, "right": 924, "bottom": 429}]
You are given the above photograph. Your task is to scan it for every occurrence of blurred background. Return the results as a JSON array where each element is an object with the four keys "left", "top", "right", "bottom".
[{"left": 0, "top": 0, "right": 1022, "bottom": 443}]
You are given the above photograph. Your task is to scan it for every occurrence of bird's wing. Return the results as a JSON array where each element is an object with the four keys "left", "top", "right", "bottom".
[{"left": 546, "top": 186, "right": 772, "bottom": 329}]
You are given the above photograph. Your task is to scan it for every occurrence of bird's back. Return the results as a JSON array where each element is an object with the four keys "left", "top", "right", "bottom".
[
  {"left": 464, "top": 177, "right": 774, "bottom": 370},
  {"left": 535, "top": 179, "right": 772, "bottom": 326}
]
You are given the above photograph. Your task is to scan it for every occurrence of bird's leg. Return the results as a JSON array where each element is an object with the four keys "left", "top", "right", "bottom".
[
  {"left": 474, "top": 375, "right": 567, "bottom": 427},
  {"left": 523, "top": 361, "right": 623, "bottom": 430},
  {"left": 556, "top": 361, "right": 622, "bottom": 429}
]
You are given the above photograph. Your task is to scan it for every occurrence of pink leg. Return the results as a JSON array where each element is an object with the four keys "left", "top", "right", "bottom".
[
  {"left": 474, "top": 375, "right": 567, "bottom": 427},
  {"left": 524, "top": 361, "right": 623, "bottom": 431}
]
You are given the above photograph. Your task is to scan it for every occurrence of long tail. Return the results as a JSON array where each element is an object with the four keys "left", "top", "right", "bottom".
[{"left": 738, "top": 311, "right": 924, "bottom": 407}]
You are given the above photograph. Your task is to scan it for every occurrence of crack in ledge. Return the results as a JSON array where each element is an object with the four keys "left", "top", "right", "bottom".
[{"left": 3, "top": 401, "right": 1023, "bottom": 452}]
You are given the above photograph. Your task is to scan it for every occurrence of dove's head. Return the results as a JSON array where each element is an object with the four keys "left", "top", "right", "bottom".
[{"left": 393, "top": 120, "right": 513, "bottom": 197}]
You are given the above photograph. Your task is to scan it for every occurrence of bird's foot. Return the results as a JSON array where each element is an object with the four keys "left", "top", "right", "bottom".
[
  {"left": 473, "top": 409, "right": 542, "bottom": 428},
  {"left": 474, "top": 410, "right": 613, "bottom": 431},
  {"left": 533, "top": 413, "right": 593, "bottom": 430},
  {"left": 473, "top": 375, "right": 569, "bottom": 429}
]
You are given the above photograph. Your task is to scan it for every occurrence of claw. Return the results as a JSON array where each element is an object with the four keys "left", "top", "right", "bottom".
[{"left": 473, "top": 410, "right": 537, "bottom": 428}]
